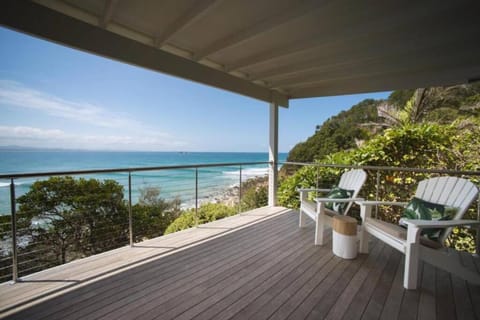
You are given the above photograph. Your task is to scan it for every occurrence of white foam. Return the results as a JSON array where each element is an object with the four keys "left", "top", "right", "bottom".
[
  {"left": 241, "top": 168, "right": 268, "bottom": 178},
  {"left": 223, "top": 167, "right": 269, "bottom": 180},
  {"left": 0, "top": 181, "right": 30, "bottom": 188}
]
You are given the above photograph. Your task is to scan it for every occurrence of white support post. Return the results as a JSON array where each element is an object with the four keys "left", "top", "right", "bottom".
[{"left": 268, "top": 102, "right": 279, "bottom": 207}]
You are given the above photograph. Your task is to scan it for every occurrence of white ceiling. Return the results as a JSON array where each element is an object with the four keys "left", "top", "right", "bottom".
[{"left": 1, "top": 0, "right": 480, "bottom": 107}]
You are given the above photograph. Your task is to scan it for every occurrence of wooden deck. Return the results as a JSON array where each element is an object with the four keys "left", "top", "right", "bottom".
[{"left": 1, "top": 206, "right": 480, "bottom": 319}]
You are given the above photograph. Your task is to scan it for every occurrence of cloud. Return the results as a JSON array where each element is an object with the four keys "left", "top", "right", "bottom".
[
  {"left": 0, "top": 80, "right": 142, "bottom": 129},
  {"left": 0, "top": 126, "right": 65, "bottom": 140},
  {"left": 0, "top": 80, "right": 189, "bottom": 150},
  {"left": 0, "top": 126, "right": 187, "bottom": 151}
]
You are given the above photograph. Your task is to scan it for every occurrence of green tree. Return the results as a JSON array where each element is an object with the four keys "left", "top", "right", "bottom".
[
  {"left": 132, "top": 187, "right": 182, "bottom": 241},
  {"left": 285, "top": 99, "right": 380, "bottom": 172},
  {"left": 16, "top": 177, "right": 128, "bottom": 268},
  {"left": 378, "top": 84, "right": 480, "bottom": 127}
]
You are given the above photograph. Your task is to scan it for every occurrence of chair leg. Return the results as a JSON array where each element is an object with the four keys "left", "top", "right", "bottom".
[
  {"left": 315, "top": 204, "right": 325, "bottom": 246},
  {"left": 359, "top": 204, "right": 371, "bottom": 254},
  {"left": 404, "top": 242, "right": 420, "bottom": 289},
  {"left": 299, "top": 208, "right": 307, "bottom": 228},
  {"left": 359, "top": 227, "right": 369, "bottom": 254},
  {"left": 404, "top": 226, "right": 421, "bottom": 289}
]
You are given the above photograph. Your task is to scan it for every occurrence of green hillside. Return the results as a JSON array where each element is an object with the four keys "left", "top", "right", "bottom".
[{"left": 286, "top": 84, "right": 480, "bottom": 165}]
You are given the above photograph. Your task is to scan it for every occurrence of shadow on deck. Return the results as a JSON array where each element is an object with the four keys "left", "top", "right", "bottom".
[{"left": 1, "top": 207, "right": 480, "bottom": 319}]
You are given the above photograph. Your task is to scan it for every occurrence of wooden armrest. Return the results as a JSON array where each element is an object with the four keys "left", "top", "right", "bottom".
[
  {"left": 356, "top": 200, "right": 409, "bottom": 207},
  {"left": 298, "top": 188, "right": 331, "bottom": 193},
  {"left": 402, "top": 219, "right": 480, "bottom": 229},
  {"left": 315, "top": 197, "right": 364, "bottom": 203}
]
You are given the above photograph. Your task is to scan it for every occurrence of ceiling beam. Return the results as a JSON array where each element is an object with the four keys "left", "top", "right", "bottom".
[
  {"left": 225, "top": 1, "right": 459, "bottom": 73},
  {"left": 154, "top": 0, "right": 223, "bottom": 48},
  {"left": 290, "top": 65, "right": 480, "bottom": 99},
  {"left": 267, "top": 34, "right": 480, "bottom": 88},
  {"left": 274, "top": 50, "right": 480, "bottom": 91},
  {"left": 0, "top": 0, "right": 289, "bottom": 107},
  {"left": 99, "top": 0, "right": 118, "bottom": 28},
  {"left": 193, "top": 0, "right": 328, "bottom": 61},
  {"left": 251, "top": 20, "right": 476, "bottom": 82}
]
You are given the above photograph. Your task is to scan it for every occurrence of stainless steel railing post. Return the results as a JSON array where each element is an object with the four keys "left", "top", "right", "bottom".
[
  {"left": 375, "top": 171, "right": 381, "bottom": 218},
  {"left": 10, "top": 178, "right": 18, "bottom": 283},
  {"left": 239, "top": 165, "right": 242, "bottom": 213},
  {"left": 477, "top": 192, "right": 480, "bottom": 255},
  {"left": 128, "top": 171, "right": 133, "bottom": 247},
  {"left": 195, "top": 168, "right": 199, "bottom": 227}
]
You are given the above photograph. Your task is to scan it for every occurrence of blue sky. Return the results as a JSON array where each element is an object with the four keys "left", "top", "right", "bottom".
[{"left": 0, "top": 27, "right": 390, "bottom": 153}]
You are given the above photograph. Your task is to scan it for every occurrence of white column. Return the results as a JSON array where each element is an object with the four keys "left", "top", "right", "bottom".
[{"left": 268, "top": 102, "right": 279, "bottom": 207}]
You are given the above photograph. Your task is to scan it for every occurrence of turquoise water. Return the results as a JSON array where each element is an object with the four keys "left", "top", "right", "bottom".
[{"left": 0, "top": 151, "right": 287, "bottom": 214}]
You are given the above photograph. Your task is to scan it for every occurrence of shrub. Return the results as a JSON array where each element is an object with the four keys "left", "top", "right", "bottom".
[{"left": 164, "top": 203, "right": 236, "bottom": 234}]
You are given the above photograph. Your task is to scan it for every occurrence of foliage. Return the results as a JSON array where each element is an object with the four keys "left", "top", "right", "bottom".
[
  {"left": 240, "top": 177, "right": 268, "bottom": 211},
  {"left": 378, "top": 84, "right": 480, "bottom": 128},
  {"left": 278, "top": 157, "right": 352, "bottom": 209},
  {"left": 284, "top": 99, "right": 380, "bottom": 172},
  {"left": 16, "top": 177, "right": 128, "bottom": 269},
  {"left": 278, "top": 120, "right": 480, "bottom": 252},
  {"left": 241, "top": 185, "right": 268, "bottom": 210},
  {"left": 450, "top": 119, "right": 480, "bottom": 172},
  {"left": 446, "top": 227, "right": 477, "bottom": 253},
  {"left": 164, "top": 203, "right": 237, "bottom": 234},
  {"left": 132, "top": 187, "right": 182, "bottom": 241},
  {"left": 387, "top": 89, "right": 415, "bottom": 108}
]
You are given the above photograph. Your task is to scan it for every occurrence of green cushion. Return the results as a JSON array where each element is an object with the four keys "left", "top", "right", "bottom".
[
  {"left": 400, "top": 197, "right": 457, "bottom": 240},
  {"left": 325, "top": 187, "right": 354, "bottom": 214}
]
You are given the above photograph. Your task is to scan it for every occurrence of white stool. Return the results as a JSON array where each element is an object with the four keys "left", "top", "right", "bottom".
[{"left": 332, "top": 215, "right": 358, "bottom": 259}]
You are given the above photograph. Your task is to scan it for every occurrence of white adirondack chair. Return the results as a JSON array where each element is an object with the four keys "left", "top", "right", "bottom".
[
  {"left": 298, "top": 169, "right": 367, "bottom": 245},
  {"left": 358, "top": 176, "right": 480, "bottom": 289}
]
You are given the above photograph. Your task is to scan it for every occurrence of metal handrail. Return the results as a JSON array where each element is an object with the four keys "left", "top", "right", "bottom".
[
  {"left": 4, "top": 160, "right": 479, "bottom": 284},
  {"left": 282, "top": 161, "right": 480, "bottom": 176},
  {"left": 0, "top": 161, "right": 271, "bottom": 179},
  {"left": 2, "top": 161, "right": 271, "bottom": 283}
]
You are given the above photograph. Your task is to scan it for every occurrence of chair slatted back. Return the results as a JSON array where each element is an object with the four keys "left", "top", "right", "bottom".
[
  {"left": 337, "top": 169, "right": 367, "bottom": 215},
  {"left": 415, "top": 176, "right": 479, "bottom": 243}
]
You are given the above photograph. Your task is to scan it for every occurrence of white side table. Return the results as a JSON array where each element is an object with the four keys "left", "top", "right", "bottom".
[{"left": 332, "top": 215, "right": 358, "bottom": 259}]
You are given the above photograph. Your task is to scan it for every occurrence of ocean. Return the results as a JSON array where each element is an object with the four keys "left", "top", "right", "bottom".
[{"left": 0, "top": 151, "right": 287, "bottom": 215}]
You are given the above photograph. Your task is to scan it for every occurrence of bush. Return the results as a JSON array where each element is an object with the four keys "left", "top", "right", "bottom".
[
  {"left": 164, "top": 203, "right": 236, "bottom": 234},
  {"left": 132, "top": 187, "right": 182, "bottom": 241},
  {"left": 278, "top": 152, "right": 353, "bottom": 209}
]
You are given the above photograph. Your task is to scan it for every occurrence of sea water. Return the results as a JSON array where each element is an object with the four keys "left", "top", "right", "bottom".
[{"left": 0, "top": 150, "right": 287, "bottom": 215}]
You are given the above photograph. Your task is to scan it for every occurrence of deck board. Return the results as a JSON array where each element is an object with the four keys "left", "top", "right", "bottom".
[
  {"left": 417, "top": 263, "right": 436, "bottom": 320},
  {"left": 1, "top": 206, "right": 480, "bottom": 320},
  {"left": 360, "top": 246, "right": 402, "bottom": 320}
]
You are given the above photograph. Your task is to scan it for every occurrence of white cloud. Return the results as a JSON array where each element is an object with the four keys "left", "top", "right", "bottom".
[
  {"left": 0, "top": 126, "right": 186, "bottom": 151},
  {"left": 0, "top": 81, "right": 189, "bottom": 150},
  {"left": 0, "top": 80, "right": 144, "bottom": 129},
  {"left": 0, "top": 126, "right": 65, "bottom": 140}
]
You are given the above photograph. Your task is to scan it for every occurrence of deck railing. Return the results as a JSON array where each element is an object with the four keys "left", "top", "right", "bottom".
[
  {"left": 1, "top": 161, "right": 479, "bottom": 284},
  {"left": 0, "top": 161, "right": 270, "bottom": 283}
]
